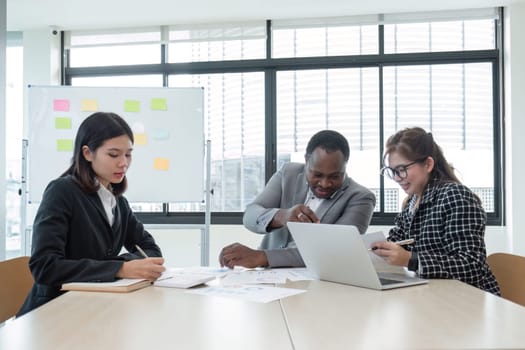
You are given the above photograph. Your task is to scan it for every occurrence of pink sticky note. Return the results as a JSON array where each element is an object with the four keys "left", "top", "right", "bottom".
[{"left": 54, "top": 99, "right": 70, "bottom": 112}]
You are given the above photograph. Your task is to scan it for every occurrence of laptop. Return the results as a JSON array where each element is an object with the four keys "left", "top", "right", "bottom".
[{"left": 287, "top": 222, "right": 428, "bottom": 290}]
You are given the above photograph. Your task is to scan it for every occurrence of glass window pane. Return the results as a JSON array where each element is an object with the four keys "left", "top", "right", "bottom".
[
  {"left": 169, "top": 72, "right": 265, "bottom": 211},
  {"left": 384, "top": 19, "right": 495, "bottom": 53},
  {"left": 69, "top": 44, "right": 161, "bottom": 67},
  {"left": 71, "top": 75, "right": 163, "bottom": 87},
  {"left": 276, "top": 68, "right": 380, "bottom": 208},
  {"left": 168, "top": 23, "right": 266, "bottom": 63},
  {"left": 383, "top": 62, "right": 494, "bottom": 212},
  {"left": 69, "top": 30, "right": 161, "bottom": 46},
  {"left": 273, "top": 25, "right": 378, "bottom": 58}
]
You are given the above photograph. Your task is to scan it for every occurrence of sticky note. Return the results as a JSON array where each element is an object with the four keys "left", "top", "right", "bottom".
[
  {"left": 57, "top": 139, "right": 73, "bottom": 151},
  {"left": 153, "top": 129, "right": 169, "bottom": 140},
  {"left": 124, "top": 100, "right": 140, "bottom": 112},
  {"left": 154, "top": 158, "right": 169, "bottom": 171},
  {"left": 132, "top": 122, "right": 145, "bottom": 133},
  {"left": 81, "top": 99, "right": 98, "bottom": 111},
  {"left": 54, "top": 99, "right": 70, "bottom": 112},
  {"left": 151, "top": 98, "right": 167, "bottom": 111},
  {"left": 55, "top": 117, "right": 72, "bottom": 129},
  {"left": 134, "top": 133, "right": 147, "bottom": 145}
]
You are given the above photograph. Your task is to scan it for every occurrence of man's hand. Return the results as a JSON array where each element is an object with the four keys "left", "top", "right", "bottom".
[
  {"left": 219, "top": 243, "right": 268, "bottom": 268},
  {"left": 269, "top": 204, "right": 320, "bottom": 229},
  {"left": 116, "top": 257, "right": 165, "bottom": 281}
]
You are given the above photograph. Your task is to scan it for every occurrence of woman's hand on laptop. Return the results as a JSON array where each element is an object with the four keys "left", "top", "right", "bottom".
[{"left": 371, "top": 241, "right": 411, "bottom": 267}]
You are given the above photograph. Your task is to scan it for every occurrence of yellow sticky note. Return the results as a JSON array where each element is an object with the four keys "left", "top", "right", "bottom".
[
  {"left": 81, "top": 99, "right": 98, "bottom": 111},
  {"left": 151, "top": 98, "right": 167, "bottom": 111},
  {"left": 134, "top": 133, "right": 147, "bottom": 145},
  {"left": 55, "top": 117, "right": 72, "bottom": 129},
  {"left": 124, "top": 100, "right": 140, "bottom": 112},
  {"left": 153, "top": 158, "right": 169, "bottom": 171},
  {"left": 57, "top": 139, "right": 73, "bottom": 151}
]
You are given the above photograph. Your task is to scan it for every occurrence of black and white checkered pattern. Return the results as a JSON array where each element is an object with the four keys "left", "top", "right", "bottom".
[{"left": 388, "top": 180, "right": 500, "bottom": 295}]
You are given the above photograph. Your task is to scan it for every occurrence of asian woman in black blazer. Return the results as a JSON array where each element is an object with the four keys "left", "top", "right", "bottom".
[{"left": 18, "top": 112, "right": 165, "bottom": 316}]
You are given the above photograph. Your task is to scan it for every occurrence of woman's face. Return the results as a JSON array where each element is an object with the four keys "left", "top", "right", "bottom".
[
  {"left": 82, "top": 134, "right": 133, "bottom": 188},
  {"left": 387, "top": 151, "right": 433, "bottom": 197}
]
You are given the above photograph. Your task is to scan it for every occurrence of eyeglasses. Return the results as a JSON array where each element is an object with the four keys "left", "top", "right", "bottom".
[{"left": 380, "top": 158, "right": 426, "bottom": 180}]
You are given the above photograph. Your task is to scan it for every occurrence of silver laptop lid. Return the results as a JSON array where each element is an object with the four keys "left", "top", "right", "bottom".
[{"left": 287, "top": 222, "right": 427, "bottom": 290}]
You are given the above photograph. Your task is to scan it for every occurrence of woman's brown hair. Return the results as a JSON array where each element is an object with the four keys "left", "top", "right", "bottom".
[
  {"left": 62, "top": 112, "right": 134, "bottom": 196},
  {"left": 384, "top": 127, "right": 460, "bottom": 184}
]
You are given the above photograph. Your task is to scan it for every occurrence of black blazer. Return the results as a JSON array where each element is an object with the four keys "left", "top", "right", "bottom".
[{"left": 18, "top": 176, "right": 162, "bottom": 316}]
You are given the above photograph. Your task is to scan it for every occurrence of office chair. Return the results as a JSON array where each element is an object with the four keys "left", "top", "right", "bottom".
[
  {"left": 0, "top": 256, "right": 34, "bottom": 323},
  {"left": 487, "top": 252, "right": 525, "bottom": 307}
]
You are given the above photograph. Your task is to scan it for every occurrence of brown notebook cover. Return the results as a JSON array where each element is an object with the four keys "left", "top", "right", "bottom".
[{"left": 61, "top": 278, "right": 152, "bottom": 293}]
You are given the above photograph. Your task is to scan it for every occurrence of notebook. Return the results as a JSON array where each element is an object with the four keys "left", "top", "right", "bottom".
[
  {"left": 287, "top": 222, "right": 428, "bottom": 290},
  {"left": 61, "top": 278, "right": 151, "bottom": 293}
]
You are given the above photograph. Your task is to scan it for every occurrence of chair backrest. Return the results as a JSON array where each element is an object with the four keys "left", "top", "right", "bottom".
[
  {"left": 0, "top": 256, "right": 34, "bottom": 323},
  {"left": 487, "top": 252, "right": 525, "bottom": 307}
]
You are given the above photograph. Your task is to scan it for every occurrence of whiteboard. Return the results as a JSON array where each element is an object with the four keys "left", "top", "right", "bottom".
[{"left": 26, "top": 85, "right": 204, "bottom": 203}]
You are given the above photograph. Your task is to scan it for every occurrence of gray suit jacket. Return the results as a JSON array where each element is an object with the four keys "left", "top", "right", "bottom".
[{"left": 243, "top": 163, "right": 376, "bottom": 267}]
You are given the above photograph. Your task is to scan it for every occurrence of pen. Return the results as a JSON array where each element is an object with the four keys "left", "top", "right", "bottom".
[
  {"left": 369, "top": 238, "right": 415, "bottom": 251},
  {"left": 395, "top": 238, "right": 415, "bottom": 246},
  {"left": 135, "top": 244, "right": 149, "bottom": 258}
]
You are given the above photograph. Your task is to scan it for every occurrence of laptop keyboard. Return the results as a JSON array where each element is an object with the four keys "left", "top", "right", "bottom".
[{"left": 379, "top": 277, "right": 402, "bottom": 285}]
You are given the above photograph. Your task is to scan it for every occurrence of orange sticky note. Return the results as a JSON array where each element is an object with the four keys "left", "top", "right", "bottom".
[
  {"left": 134, "top": 133, "right": 147, "bottom": 145},
  {"left": 81, "top": 99, "right": 98, "bottom": 111},
  {"left": 153, "top": 158, "right": 169, "bottom": 171}
]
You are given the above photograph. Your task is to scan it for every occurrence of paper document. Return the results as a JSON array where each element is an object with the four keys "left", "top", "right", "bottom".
[
  {"left": 362, "top": 231, "right": 407, "bottom": 274},
  {"left": 187, "top": 285, "right": 306, "bottom": 303},
  {"left": 219, "top": 267, "right": 316, "bottom": 286},
  {"left": 154, "top": 267, "right": 228, "bottom": 289}
]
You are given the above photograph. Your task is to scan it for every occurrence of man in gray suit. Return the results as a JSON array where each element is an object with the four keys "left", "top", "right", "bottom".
[{"left": 219, "top": 130, "right": 376, "bottom": 268}]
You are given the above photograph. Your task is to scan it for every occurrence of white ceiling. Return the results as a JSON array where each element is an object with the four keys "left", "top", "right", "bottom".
[{"left": 6, "top": 0, "right": 523, "bottom": 31}]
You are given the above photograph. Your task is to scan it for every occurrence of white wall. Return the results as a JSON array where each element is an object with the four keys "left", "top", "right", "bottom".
[
  {"left": 1, "top": 0, "right": 7, "bottom": 261},
  {"left": 504, "top": 3, "right": 525, "bottom": 255}
]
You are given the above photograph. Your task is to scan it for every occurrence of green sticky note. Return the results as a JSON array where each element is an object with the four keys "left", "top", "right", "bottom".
[
  {"left": 124, "top": 100, "right": 140, "bottom": 112},
  {"left": 55, "top": 117, "right": 72, "bottom": 129},
  {"left": 57, "top": 139, "right": 73, "bottom": 151},
  {"left": 151, "top": 98, "right": 167, "bottom": 111}
]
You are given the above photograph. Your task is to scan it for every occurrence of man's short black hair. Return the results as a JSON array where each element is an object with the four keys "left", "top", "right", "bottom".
[{"left": 305, "top": 130, "right": 350, "bottom": 162}]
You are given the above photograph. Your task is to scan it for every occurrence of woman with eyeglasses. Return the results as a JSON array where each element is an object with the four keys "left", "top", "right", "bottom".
[{"left": 371, "top": 127, "right": 500, "bottom": 294}]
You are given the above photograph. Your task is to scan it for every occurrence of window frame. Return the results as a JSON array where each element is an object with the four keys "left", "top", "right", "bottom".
[{"left": 63, "top": 14, "right": 504, "bottom": 226}]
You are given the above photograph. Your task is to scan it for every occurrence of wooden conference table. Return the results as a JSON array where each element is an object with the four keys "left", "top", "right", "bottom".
[{"left": 1, "top": 278, "right": 525, "bottom": 350}]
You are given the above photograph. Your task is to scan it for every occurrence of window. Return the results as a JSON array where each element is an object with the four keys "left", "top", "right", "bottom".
[
  {"left": 169, "top": 72, "right": 265, "bottom": 211},
  {"left": 168, "top": 23, "right": 266, "bottom": 63},
  {"left": 276, "top": 68, "right": 380, "bottom": 195},
  {"left": 382, "top": 62, "right": 495, "bottom": 212},
  {"left": 64, "top": 9, "right": 503, "bottom": 225}
]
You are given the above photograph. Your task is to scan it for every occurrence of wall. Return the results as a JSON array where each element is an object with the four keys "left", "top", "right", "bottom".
[
  {"left": 0, "top": 0, "right": 6, "bottom": 260},
  {"left": 504, "top": 3, "right": 525, "bottom": 255}
]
